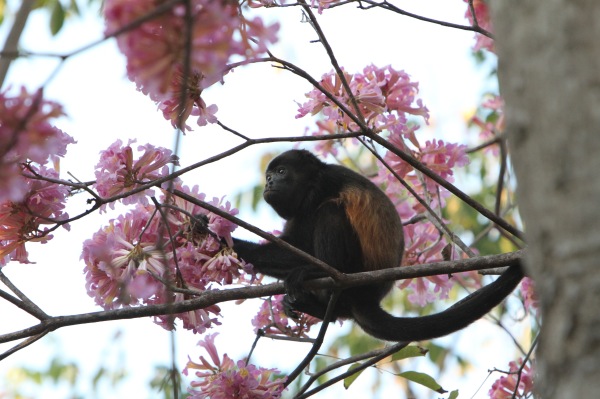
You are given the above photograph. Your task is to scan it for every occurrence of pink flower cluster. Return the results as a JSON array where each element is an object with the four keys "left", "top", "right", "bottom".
[
  {"left": 0, "top": 166, "right": 71, "bottom": 265},
  {"left": 520, "top": 277, "right": 538, "bottom": 312},
  {"left": 397, "top": 222, "right": 455, "bottom": 306},
  {"left": 464, "top": 0, "right": 494, "bottom": 52},
  {"left": 81, "top": 183, "right": 252, "bottom": 333},
  {"left": 370, "top": 127, "right": 468, "bottom": 305},
  {"left": 373, "top": 128, "right": 469, "bottom": 305},
  {"left": 489, "top": 358, "right": 534, "bottom": 398},
  {"left": 251, "top": 294, "right": 320, "bottom": 338},
  {"left": 470, "top": 94, "right": 505, "bottom": 155},
  {"left": 0, "top": 86, "right": 74, "bottom": 202},
  {"left": 184, "top": 333, "right": 286, "bottom": 399},
  {"left": 104, "top": 0, "right": 279, "bottom": 130},
  {"left": 297, "top": 65, "right": 429, "bottom": 145},
  {"left": 93, "top": 139, "right": 178, "bottom": 211}
]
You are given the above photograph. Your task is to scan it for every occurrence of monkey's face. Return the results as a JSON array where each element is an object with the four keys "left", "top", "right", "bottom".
[
  {"left": 263, "top": 151, "right": 319, "bottom": 219},
  {"left": 263, "top": 163, "right": 300, "bottom": 219}
]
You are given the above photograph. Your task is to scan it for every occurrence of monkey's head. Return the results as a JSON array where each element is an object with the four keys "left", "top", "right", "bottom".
[{"left": 263, "top": 150, "right": 324, "bottom": 219}]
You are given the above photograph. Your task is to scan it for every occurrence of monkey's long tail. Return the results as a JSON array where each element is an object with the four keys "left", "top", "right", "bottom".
[{"left": 351, "top": 264, "right": 525, "bottom": 342}]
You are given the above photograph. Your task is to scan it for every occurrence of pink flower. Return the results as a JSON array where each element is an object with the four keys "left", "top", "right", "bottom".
[
  {"left": 296, "top": 65, "right": 428, "bottom": 139},
  {"left": 464, "top": 0, "right": 494, "bottom": 52},
  {"left": 185, "top": 333, "right": 286, "bottom": 399},
  {"left": 157, "top": 68, "right": 219, "bottom": 130},
  {"left": 81, "top": 205, "right": 167, "bottom": 309},
  {"left": 489, "top": 359, "right": 534, "bottom": 398},
  {"left": 397, "top": 222, "right": 455, "bottom": 306},
  {"left": 199, "top": 248, "right": 249, "bottom": 285},
  {"left": 310, "top": 0, "right": 341, "bottom": 14},
  {"left": 82, "top": 182, "right": 253, "bottom": 332},
  {"left": 104, "top": 0, "right": 278, "bottom": 130},
  {"left": 419, "top": 139, "right": 469, "bottom": 182},
  {"left": 0, "top": 87, "right": 74, "bottom": 202},
  {"left": 251, "top": 295, "right": 319, "bottom": 337},
  {"left": 520, "top": 277, "right": 539, "bottom": 312},
  {"left": 94, "top": 139, "right": 178, "bottom": 210},
  {"left": 0, "top": 165, "right": 70, "bottom": 265},
  {"left": 205, "top": 196, "right": 239, "bottom": 247},
  {"left": 470, "top": 94, "right": 505, "bottom": 155},
  {"left": 381, "top": 134, "right": 469, "bottom": 209},
  {"left": 150, "top": 291, "right": 222, "bottom": 334}
]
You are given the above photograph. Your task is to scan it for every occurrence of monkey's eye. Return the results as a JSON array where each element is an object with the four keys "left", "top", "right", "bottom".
[{"left": 276, "top": 167, "right": 286, "bottom": 175}]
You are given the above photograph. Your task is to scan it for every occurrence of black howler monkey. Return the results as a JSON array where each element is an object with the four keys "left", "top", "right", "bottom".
[{"left": 233, "top": 149, "right": 524, "bottom": 342}]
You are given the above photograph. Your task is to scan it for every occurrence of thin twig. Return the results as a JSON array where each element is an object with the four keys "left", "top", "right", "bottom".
[
  {"left": 295, "top": 341, "right": 409, "bottom": 399},
  {"left": 285, "top": 290, "right": 340, "bottom": 386},
  {"left": 298, "top": 0, "right": 364, "bottom": 125},
  {"left": 0, "top": 270, "right": 48, "bottom": 319},
  {"left": 495, "top": 138, "right": 508, "bottom": 216}
]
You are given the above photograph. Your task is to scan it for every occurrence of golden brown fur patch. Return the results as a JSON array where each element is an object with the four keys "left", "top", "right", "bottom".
[{"left": 339, "top": 186, "right": 403, "bottom": 271}]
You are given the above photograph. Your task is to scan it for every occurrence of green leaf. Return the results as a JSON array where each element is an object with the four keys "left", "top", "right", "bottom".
[
  {"left": 448, "top": 390, "right": 460, "bottom": 399},
  {"left": 343, "top": 363, "right": 365, "bottom": 389},
  {"left": 69, "top": 0, "right": 80, "bottom": 15},
  {"left": 398, "top": 371, "right": 447, "bottom": 394},
  {"left": 390, "top": 345, "right": 428, "bottom": 362},
  {"left": 50, "top": 0, "right": 65, "bottom": 35}
]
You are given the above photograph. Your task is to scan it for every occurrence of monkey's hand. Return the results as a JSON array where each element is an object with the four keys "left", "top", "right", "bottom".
[
  {"left": 283, "top": 267, "right": 307, "bottom": 302},
  {"left": 282, "top": 295, "right": 301, "bottom": 319},
  {"left": 191, "top": 213, "right": 210, "bottom": 234}
]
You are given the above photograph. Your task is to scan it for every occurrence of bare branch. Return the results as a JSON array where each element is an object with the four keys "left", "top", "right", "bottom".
[
  {"left": 0, "top": 270, "right": 48, "bottom": 320},
  {"left": 285, "top": 290, "right": 340, "bottom": 386}
]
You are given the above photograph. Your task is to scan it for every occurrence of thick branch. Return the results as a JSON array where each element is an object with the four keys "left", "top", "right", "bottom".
[{"left": 0, "top": 250, "right": 523, "bottom": 358}]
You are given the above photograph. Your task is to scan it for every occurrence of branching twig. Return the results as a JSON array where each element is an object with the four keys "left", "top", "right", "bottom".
[
  {"left": 297, "top": 343, "right": 408, "bottom": 395},
  {"left": 295, "top": 341, "right": 409, "bottom": 399},
  {"left": 359, "top": 0, "right": 494, "bottom": 38},
  {"left": 0, "top": 270, "right": 48, "bottom": 320},
  {"left": 298, "top": 0, "right": 365, "bottom": 125}
]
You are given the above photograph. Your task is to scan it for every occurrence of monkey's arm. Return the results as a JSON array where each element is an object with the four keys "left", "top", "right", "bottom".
[{"left": 232, "top": 238, "right": 328, "bottom": 282}]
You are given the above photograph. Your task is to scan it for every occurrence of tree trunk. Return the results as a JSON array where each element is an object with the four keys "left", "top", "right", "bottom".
[{"left": 491, "top": 0, "right": 600, "bottom": 397}]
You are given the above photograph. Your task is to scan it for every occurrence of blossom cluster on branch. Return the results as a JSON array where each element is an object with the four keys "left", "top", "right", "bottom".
[
  {"left": 251, "top": 294, "right": 321, "bottom": 337},
  {"left": 82, "top": 180, "right": 253, "bottom": 334},
  {"left": 0, "top": 165, "right": 71, "bottom": 265},
  {"left": 297, "top": 64, "right": 429, "bottom": 140},
  {"left": 0, "top": 87, "right": 75, "bottom": 265},
  {"left": 93, "top": 139, "right": 179, "bottom": 211},
  {"left": 184, "top": 333, "right": 286, "bottom": 398},
  {"left": 488, "top": 358, "right": 534, "bottom": 399},
  {"left": 0, "top": 87, "right": 74, "bottom": 203},
  {"left": 104, "top": 0, "right": 279, "bottom": 130},
  {"left": 464, "top": 0, "right": 494, "bottom": 52}
]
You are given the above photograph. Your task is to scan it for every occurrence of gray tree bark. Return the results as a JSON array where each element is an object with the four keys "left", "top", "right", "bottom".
[{"left": 491, "top": 0, "right": 600, "bottom": 397}]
